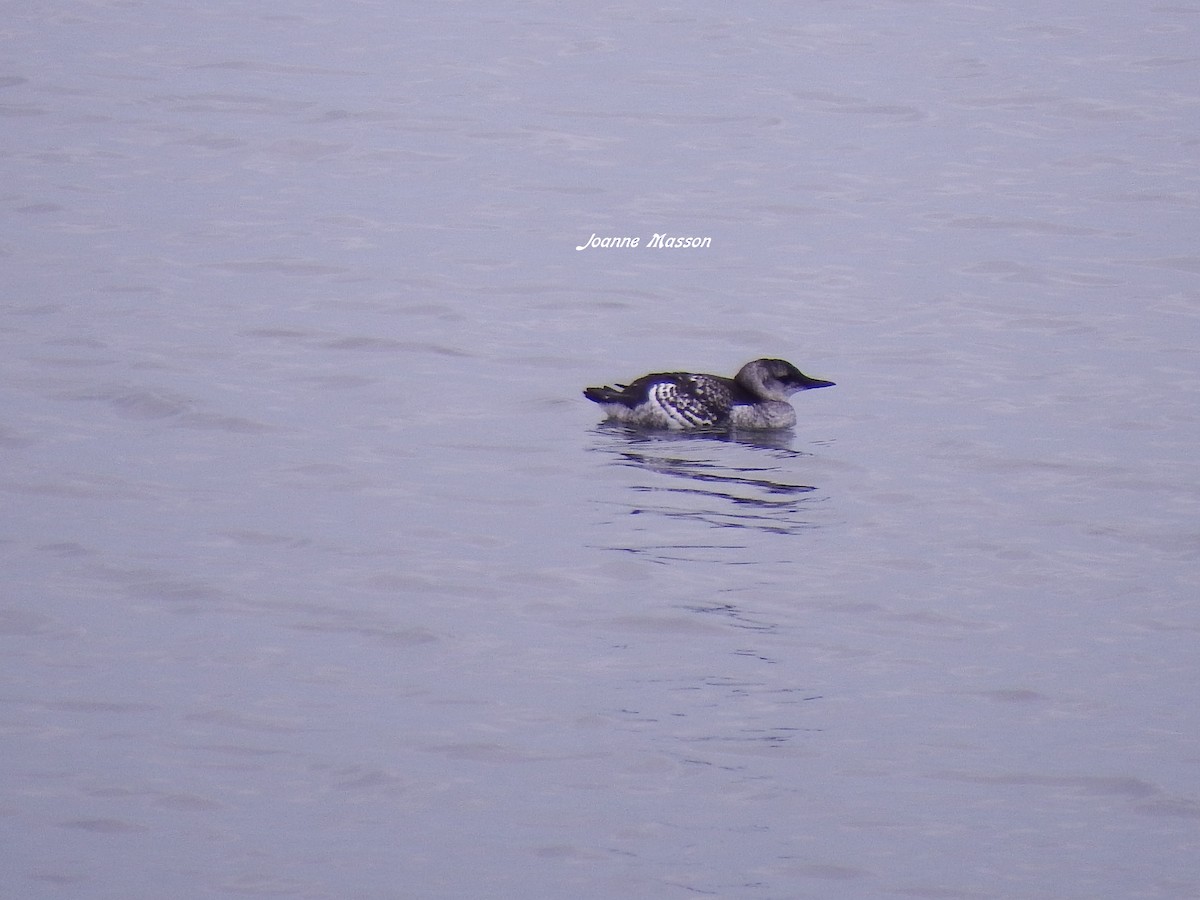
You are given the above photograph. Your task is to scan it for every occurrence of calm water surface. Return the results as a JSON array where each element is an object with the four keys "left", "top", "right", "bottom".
[{"left": 3, "top": 2, "right": 1199, "bottom": 898}]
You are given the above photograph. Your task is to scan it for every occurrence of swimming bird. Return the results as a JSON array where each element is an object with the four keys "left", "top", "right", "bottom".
[{"left": 584, "top": 358, "right": 834, "bottom": 430}]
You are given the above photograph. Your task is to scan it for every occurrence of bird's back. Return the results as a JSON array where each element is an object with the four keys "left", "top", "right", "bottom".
[{"left": 585, "top": 371, "right": 742, "bottom": 428}]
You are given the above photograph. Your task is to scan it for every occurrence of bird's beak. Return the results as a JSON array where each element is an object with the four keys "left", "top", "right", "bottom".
[{"left": 795, "top": 375, "right": 835, "bottom": 390}]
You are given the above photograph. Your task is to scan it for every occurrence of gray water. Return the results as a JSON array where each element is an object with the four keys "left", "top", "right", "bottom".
[{"left": 3, "top": 2, "right": 1199, "bottom": 898}]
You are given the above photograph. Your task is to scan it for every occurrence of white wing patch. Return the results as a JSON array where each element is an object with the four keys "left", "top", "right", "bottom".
[{"left": 648, "top": 380, "right": 720, "bottom": 428}]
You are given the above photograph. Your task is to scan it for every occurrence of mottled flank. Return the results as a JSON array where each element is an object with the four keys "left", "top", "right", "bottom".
[{"left": 584, "top": 358, "right": 834, "bottom": 430}]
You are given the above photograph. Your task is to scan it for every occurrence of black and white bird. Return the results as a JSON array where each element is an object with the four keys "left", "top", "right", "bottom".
[{"left": 584, "top": 358, "right": 834, "bottom": 430}]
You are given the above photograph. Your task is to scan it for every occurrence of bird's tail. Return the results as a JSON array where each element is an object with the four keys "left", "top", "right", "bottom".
[{"left": 583, "top": 385, "right": 626, "bottom": 404}]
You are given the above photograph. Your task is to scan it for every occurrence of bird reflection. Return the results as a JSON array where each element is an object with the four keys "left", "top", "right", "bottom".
[{"left": 588, "top": 423, "right": 830, "bottom": 561}]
